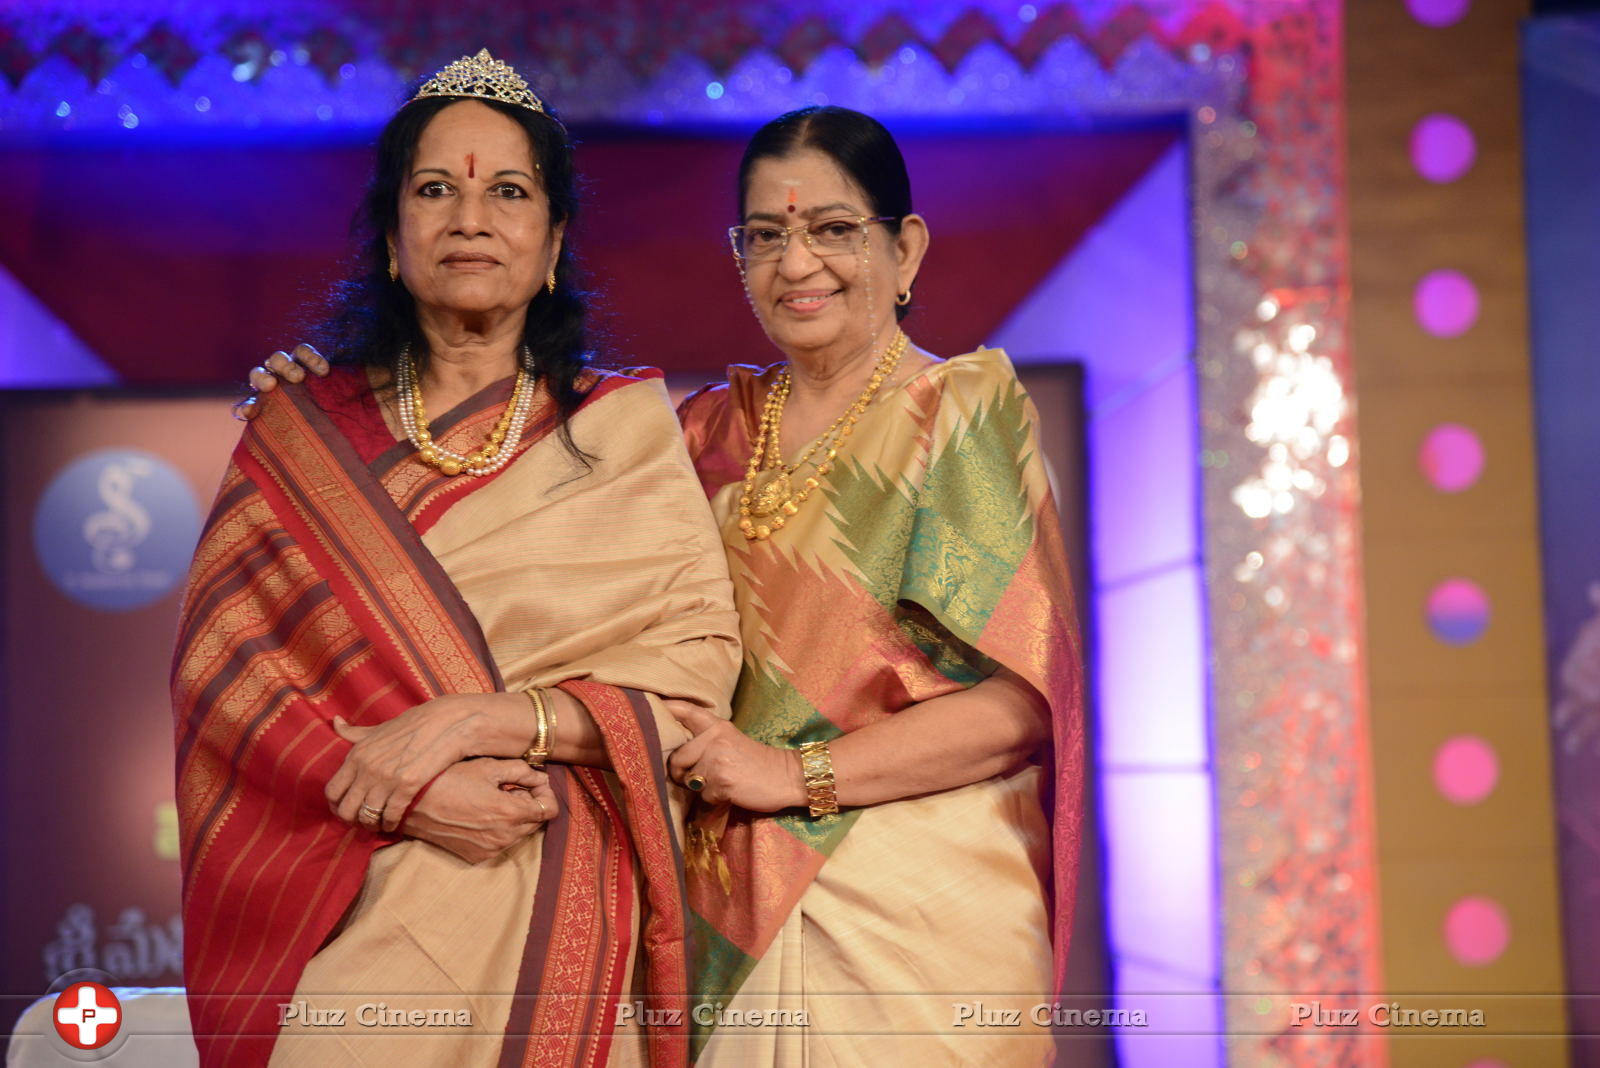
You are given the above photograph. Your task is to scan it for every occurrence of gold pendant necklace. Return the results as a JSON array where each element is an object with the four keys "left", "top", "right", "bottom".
[
  {"left": 749, "top": 470, "right": 792, "bottom": 517},
  {"left": 738, "top": 329, "right": 909, "bottom": 541}
]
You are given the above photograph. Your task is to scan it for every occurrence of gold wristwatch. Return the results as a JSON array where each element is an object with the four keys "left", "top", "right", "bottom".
[{"left": 798, "top": 741, "right": 839, "bottom": 817}]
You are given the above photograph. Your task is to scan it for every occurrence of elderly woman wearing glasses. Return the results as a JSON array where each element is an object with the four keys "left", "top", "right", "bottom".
[
  {"left": 176, "top": 52, "right": 739, "bottom": 1067},
  {"left": 250, "top": 105, "right": 1080, "bottom": 1064},
  {"left": 669, "top": 106, "right": 1082, "bottom": 1065}
]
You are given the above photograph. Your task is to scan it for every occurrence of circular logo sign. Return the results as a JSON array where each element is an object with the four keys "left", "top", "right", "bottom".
[
  {"left": 33, "top": 449, "right": 202, "bottom": 612},
  {"left": 52, "top": 982, "right": 122, "bottom": 1050}
]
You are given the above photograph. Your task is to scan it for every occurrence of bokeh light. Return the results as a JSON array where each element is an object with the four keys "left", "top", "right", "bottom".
[
  {"left": 1433, "top": 736, "right": 1499, "bottom": 805},
  {"left": 1419, "top": 423, "right": 1485, "bottom": 492},
  {"left": 1411, "top": 114, "right": 1477, "bottom": 183},
  {"left": 1427, "top": 578, "right": 1490, "bottom": 645},
  {"left": 1415, "top": 270, "right": 1480, "bottom": 338},
  {"left": 1444, "top": 896, "right": 1510, "bottom": 966},
  {"left": 1407, "top": 0, "right": 1470, "bottom": 27}
]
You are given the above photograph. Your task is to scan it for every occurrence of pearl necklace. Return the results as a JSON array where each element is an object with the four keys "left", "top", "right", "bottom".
[
  {"left": 738, "top": 329, "right": 909, "bottom": 541},
  {"left": 395, "top": 348, "right": 535, "bottom": 477}
]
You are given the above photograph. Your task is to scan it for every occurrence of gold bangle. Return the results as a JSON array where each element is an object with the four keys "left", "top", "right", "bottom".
[
  {"left": 521, "top": 688, "right": 550, "bottom": 767},
  {"left": 797, "top": 741, "right": 839, "bottom": 818}
]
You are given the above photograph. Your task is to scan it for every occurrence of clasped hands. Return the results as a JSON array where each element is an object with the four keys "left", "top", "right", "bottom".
[
  {"left": 326, "top": 696, "right": 814, "bottom": 865},
  {"left": 325, "top": 693, "right": 557, "bottom": 866}
]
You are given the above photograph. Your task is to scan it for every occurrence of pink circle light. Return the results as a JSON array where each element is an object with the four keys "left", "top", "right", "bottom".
[
  {"left": 1415, "top": 270, "right": 1480, "bottom": 338},
  {"left": 1407, "top": 0, "right": 1470, "bottom": 27},
  {"left": 1411, "top": 114, "right": 1477, "bottom": 183},
  {"left": 1419, "top": 424, "right": 1485, "bottom": 492},
  {"left": 1426, "top": 578, "right": 1490, "bottom": 645},
  {"left": 1434, "top": 735, "right": 1499, "bottom": 804},
  {"left": 1444, "top": 896, "right": 1509, "bottom": 966}
]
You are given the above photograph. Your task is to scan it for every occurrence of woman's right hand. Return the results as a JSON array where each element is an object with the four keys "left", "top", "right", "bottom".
[
  {"left": 237, "top": 343, "right": 331, "bottom": 420},
  {"left": 399, "top": 758, "right": 558, "bottom": 865}
]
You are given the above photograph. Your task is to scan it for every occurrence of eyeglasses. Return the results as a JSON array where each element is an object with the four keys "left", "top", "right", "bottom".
[{"left": 727, "top": 215, "right": 898, "bottom": 263}]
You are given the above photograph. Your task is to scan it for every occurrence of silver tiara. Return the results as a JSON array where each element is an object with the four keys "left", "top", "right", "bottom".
[{"left": 409, "top": 49, "right": 549, "bottom": 116}]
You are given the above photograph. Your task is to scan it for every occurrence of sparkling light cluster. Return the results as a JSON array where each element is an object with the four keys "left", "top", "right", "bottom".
[
  {"left": 1197, "top": 3, "right": 1383, "bottom": 1063},
  {"left": 1230, "top": 304, "right": 1348, "bottom": 520}
]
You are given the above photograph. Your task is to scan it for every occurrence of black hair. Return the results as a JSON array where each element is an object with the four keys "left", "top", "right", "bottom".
[
  {"left": 307, "top": 94, "right": 594, "bottom": 462},
  {"left": 736, "top": 105, "right": 915, "bottom": 320}
]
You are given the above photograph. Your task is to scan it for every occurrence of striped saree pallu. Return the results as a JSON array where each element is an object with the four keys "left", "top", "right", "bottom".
[
  {"left": 677, "top": 350, "right": 1085, "bottom": 1049},
  {"left": 172, "top": 374, "right": 689, "bottom": 1067}
]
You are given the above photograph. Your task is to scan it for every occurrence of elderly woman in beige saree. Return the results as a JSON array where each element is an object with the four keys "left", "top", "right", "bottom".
[
  {"left": 176, "top": 52, "right": 738, "bottom": 1068},
  {"left": 254, "top": 363, "right": 736, "bottom": 1068}
]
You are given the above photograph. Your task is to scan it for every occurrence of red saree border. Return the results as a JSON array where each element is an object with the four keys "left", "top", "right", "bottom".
[
  {"left": 244, "top": 386, "right": 501, "bottom": 694},
  {"left": 498, "top": 682, "right": 690, "bottom": 1068},
  {"left": 986, "top": 504, "right": 1086, "bottom": 993},
  {"left": 175, "top": 382, "right": 501, "bottom": 1064},
  {"left": 498, "top": 761, "right": 624, "bottom": 1068}
]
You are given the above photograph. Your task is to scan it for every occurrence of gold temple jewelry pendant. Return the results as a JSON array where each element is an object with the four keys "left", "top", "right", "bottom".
[{"left": 750, "top": 470, "right": 791, "bottom": 517}]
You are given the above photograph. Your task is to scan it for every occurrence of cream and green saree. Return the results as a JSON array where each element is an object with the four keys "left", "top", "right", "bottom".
[{"left": 678, "top": 347, "right": 1085, "bottom": 1065}]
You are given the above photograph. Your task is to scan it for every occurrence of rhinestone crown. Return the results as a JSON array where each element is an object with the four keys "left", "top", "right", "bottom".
[{"left": 409, "top": 49, "right": 548, "bottom": 115}]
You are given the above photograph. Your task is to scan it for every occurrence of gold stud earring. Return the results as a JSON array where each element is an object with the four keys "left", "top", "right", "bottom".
[
  {"left": 388, "top": 246, "right": 399, "bottom": 282},
  {"left": 546, "top": 269, "right": 557, "bottom": 294},
  {"left": 896, "top": 287, "right": 912, "bottom": 306}
]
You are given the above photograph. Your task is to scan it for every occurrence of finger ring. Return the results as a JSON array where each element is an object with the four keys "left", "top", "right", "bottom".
[
  {"left": 686, "top": 774, "right": 706, "bottom": 792},
  {"left": 358, "top": 804, "right": 382, "bottom": 825}
]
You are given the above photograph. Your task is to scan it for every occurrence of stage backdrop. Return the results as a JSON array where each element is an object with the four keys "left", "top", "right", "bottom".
[
  {"left": 0, "top": 392, "right": 238, "bottom": 1036},
  {"left": 0, "top": 126, "right": 1176, "bottom": 384}
]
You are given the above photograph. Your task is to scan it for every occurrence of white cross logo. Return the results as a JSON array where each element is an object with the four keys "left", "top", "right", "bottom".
[{"left": 53, "top": 983, "right": 121, "bottom": 1049}]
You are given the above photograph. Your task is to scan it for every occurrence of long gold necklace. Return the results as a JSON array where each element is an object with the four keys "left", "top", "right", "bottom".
[
  {"left": 738, "top": 329, "right": 909, "bottom": 541},
  {"left": 396, "top": 349, "right": 534, "bottom": 477}
]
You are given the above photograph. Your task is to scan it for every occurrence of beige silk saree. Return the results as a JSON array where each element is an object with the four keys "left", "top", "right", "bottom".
[{"left": 174, "top": 366, "right": 740, "bottom": 1067}]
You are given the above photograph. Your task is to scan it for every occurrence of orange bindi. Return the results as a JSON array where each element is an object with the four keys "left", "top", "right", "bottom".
[{"left": 786, "top": 187, "right": 798, "bottom": 213}]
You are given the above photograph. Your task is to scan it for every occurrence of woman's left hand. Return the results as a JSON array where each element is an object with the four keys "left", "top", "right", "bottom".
[
  {"left": 667, "top": 705, "right": 807, "bottom": 813},
  {"left": 326, "top": 695, "right": 505, "bottom": 831}
]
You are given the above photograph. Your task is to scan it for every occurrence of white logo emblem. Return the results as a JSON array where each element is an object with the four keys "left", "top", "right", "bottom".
[{"left": 82, "top": 459, "right": 153, "bottom": 574}]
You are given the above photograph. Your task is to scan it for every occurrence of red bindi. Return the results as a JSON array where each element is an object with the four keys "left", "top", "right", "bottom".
[
  {"left": 467, "top": 153, "right": 475, "bottom": 178},
  {"left": 787, "top": 187, "right": 798, "bottom": 212}
]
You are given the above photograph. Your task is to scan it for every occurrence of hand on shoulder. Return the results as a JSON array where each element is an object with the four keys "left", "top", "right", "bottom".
[{"left": 236, "top": 343, "right": 331, "bottom": 420}]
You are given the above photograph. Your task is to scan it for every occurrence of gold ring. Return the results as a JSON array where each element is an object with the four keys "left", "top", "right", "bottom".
[
  {"left": 686, "top": 774, "right": 706, "bottom": 792},
  {"left": 358, "top": 804, "right": 382, "bottom": 825}
]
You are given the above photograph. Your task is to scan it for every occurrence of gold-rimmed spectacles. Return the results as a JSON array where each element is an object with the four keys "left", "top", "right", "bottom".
[{"left": 727, "top": 215, "right": 897, "bottom": 263}]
